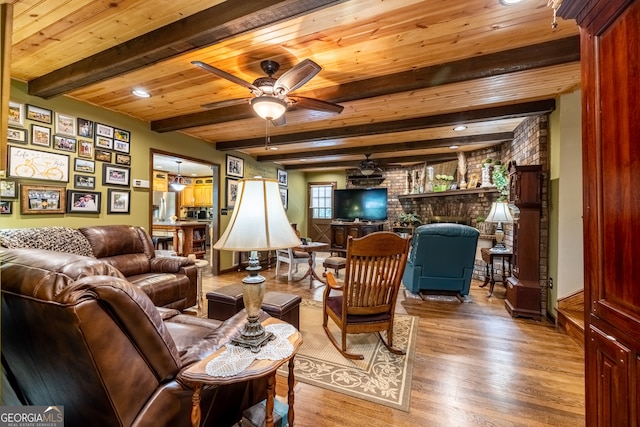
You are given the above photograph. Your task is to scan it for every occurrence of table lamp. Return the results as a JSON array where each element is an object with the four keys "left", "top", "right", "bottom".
[
  {"left": 485, "top": 201, "right": 514, "bottom": 252},
  {"left": 213, "top": 177, "right": 300, "bottom": 352}
]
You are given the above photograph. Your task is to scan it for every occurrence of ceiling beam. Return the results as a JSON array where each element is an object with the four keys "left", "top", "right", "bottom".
[
  {"left": 257, "top": 132, "right": 513, "bottom": 162},
  {"left": 150, "top": 36, "right": 578, "bottom": 133},
  {"left": 27, "top": 0, "right": 347, "bottom": 99},
  {"left": 283, "top": 153, "right": 458, "bottom": 170},
  {"left": 216, "top": 100, "right": 555, "bottom": 150}
]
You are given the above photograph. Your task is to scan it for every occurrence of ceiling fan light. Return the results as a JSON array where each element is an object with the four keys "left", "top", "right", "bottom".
[
  {"left": 251, "top": 97, "right": 287, "bottom": 120},
  {"left": 360, "top": 167, "right": 376, "bottom": 176}
]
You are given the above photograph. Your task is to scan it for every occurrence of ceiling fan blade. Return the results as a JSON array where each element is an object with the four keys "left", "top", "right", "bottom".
[
  {"left": 200, "top": 97, "right": 251, "bottom": 110},
  {"left": 192, "top": 60, "right": 261, "bottom": 94},
  {"left": 273, "top": 59, "right": 321, "bottom": 95},
  {"left": 291, "top": 96, "right": 344, "bottom": 114}
]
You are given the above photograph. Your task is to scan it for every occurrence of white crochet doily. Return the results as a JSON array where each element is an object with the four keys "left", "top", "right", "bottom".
[{"left": 205, "top": 323, "right": 296, "bottom": 377}]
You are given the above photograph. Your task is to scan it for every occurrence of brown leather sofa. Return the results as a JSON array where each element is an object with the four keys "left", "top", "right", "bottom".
[
  {"left": 1, "top": 248, "right": 266, "bottom": 427},
  {"left": 0, "top": 225, "right": 197, "bottom": 310},
  {"left": 79, "top": 225, "right": 197, "bottom": 310}
]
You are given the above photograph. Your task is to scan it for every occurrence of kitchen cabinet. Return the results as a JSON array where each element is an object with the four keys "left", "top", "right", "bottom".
[
  {"left": 558, "top": 1, "right": 640, "bottom": 424},
  {"left": 194, "top": 178, "right": 213, "bottom": 207},
  {"left": 504, "top": 163, "right": 542, "bottom": 320},
  {"left": 152, "top": 222, "right": 207, "bottom": 258},
  {"left": 153, "top": 171, "right": 168, "bottom": 192},
  {"left": 180, "top": 179, "right": 195, "bottom": 207}
]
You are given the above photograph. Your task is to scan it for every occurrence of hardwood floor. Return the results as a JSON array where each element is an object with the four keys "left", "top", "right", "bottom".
[{"left": 197, "top": 255, "right": 585, "bottom": 427}]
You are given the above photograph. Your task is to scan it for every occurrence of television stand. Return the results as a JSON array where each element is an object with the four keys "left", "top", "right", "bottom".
[{"left": 330, "top": 221, "right": 385, "bottom": 254}]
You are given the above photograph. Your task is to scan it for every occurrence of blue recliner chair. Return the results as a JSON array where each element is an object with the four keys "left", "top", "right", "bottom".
[{"left": 402, "top": 223, "right": 479, "bottom": 297}]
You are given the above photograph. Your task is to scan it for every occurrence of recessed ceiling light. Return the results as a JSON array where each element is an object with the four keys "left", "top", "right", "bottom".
[
  {"left": 449, "top": 145, "right": 460, "bottom": 149},
  {"left": 269, "top": 146, "right": 279, "bottom": 151},
  {"left": 499, "top": 0, "right": 524, "bottom": 5},
  {"left": 132, "top": 89, "right": 151, "bottom": 98},
  {"left": 453, "top": 125, "right": 467, "bottom": 131}
]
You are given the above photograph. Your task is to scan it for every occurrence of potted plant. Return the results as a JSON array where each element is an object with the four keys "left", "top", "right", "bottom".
[
  {"left": 398, "top": 212, "right": 422, "bottom": 227},
  {"left": 492, "top": 161, "right": 508, "bottom": 201}
]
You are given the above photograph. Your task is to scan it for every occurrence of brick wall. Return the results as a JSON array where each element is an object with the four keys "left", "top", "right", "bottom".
[{"left": 344, "top": 115, "right": 549, "bottom": 313}]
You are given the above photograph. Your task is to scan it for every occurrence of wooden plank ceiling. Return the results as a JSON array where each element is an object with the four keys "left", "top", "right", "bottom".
[{"left": 9, "top": 0, "right": 580, "bottom": 171}]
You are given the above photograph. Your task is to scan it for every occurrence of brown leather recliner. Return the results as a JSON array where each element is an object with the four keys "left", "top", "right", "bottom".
[
  {"left": 1, "top": 248, "right": 267, "bottom": 427},
  {"left": 79, "top": 225, "right": 197, "bottom": 310}
]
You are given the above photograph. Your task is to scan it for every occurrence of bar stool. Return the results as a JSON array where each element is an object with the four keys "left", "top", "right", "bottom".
[
  {"left": 154, "top": 236, "right": 173, "bottom": 250},
  {"left": 194, "top": 259, "right": 209, "bottom": 309}
]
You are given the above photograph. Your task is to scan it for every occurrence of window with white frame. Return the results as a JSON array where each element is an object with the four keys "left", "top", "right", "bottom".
[{"left": 310, "top": 184, "right": 333, "bottom": 219}]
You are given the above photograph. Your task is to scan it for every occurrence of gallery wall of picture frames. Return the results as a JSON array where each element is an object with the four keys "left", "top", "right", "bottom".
[{"left": 5, "top": 100, "right": 134, "bottom": 215}]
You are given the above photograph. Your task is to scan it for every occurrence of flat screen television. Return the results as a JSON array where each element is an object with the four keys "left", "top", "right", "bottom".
[{"left": 333, "top": 188, "right": 388, "bottom": 221}]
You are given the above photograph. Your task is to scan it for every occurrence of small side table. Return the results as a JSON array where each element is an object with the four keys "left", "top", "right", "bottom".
[
  {"left": 293, "top": 241, "right": 329, "bottom": 288},
  {"left": 479, "top": 247, "right": 513, "bottom": 297},
  {"left": 180, "top": 318, "right": 302, "bottom": 427}
]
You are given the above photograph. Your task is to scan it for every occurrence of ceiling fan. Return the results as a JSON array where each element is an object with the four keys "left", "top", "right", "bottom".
[
  {"left": 359, "top": 154, "right": 382, "bottom": 176},
  {"left": 192, "top": 59, "right": 344, "bottom": 125}
]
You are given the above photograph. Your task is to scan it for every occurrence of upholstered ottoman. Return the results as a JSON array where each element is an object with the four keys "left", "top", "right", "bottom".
[
  {"left": 206, "top": 286, "right": 301, "bottom": 330},
  {"left": 323, "top": 256, "right": 347, "bottom": 277},
  {"left": 206, "top": 284, "right": 244, "bottom": 321},
  {"left": 261, "top": 292, "right": 301, "bottom": 330}
]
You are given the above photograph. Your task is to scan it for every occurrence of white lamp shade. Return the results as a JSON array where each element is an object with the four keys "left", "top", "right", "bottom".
[
  {"left": 485, "top": 201, "right": 514, "bottom": 223},
  {"left": 214, "top": 178, "right": 300, "bottom": 251},
  {"left": 251, "top": 97, "right": 287, "bottom": 120}
]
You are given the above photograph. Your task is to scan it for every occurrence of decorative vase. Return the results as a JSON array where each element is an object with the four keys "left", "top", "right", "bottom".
[{"left": 480, "top": 164, "right": 494, "bottom": 188}]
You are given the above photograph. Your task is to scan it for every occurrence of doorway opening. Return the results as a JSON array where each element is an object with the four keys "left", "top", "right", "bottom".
[{"left": 150, "top": 149, "right": 220, "bottom": 274}]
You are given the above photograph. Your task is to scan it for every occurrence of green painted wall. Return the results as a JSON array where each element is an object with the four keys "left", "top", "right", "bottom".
[
  {"left": 3, "top": 80, "right": 286, "bottom": 272},
  {"left": 547, "top": 90, "right": 584, "bottom": 318}
]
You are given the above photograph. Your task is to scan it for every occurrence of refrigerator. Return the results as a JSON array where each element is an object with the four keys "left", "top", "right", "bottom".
[{"left": 152, "top": 191, "right": 177, "bottom": 222}]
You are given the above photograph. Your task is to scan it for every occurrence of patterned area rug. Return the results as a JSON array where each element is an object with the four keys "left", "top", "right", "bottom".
[{"left": 279, "top": 299, "right": 417, "bottom": 411}]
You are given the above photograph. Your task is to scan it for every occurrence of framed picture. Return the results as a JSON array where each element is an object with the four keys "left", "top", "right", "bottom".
[
  {"left": 8, "top": 126, "right": 27, "bottom": 144},
  {"left": 66, "top": 190, "right": 101, "bottom": 213},
  {"left": 280, "top": 187, "right": 288, "bottom": 210},
  {"left": 26, "top": 104, "right": 53, "bottom": 124},
  {"left": 0, "top": 201, "right": 12, "bottom": 215},
  {"left": 78, "top": 140, "right": 94, "bottom": 159},
  {"left": 95, "top": 149, "right": 112, "bottom": 163},
  {"left": 113, "top": 140, "right": 130, "bottom": 153},
  {"left": 226, "top": 178, "right": 239, "bottom": 208},
  {"left": 95, "top": 135, "right": 113, "bottom": 150},
  {"left": 114, "top": 128, "right": 130, "bottom": 142},
  {"left": 20, "top": 184, "right": 66, "bottom": 214},
  {"left": 9, "top": 101, "right": 24, "bottom": 126},
  {"left": 107, "top": 188, "right": 130, "bottom": 214},
  {"left": 277, "top": 169, "right": 288, "bottom": 186},
  {"left": 468, "top": 174, "right": 479, "bottom": 189},
  {"left": 115, "top": 153, "right": 131, "bottom": 166},
  {"left": 74, "top": 158, "right": 95, "bottom": 173},
  {"left": 74, "top": 174, "right": 95, "bottom": 190},
  {"left": 102, "top": 164, "right": 130, "bottom": 187},
  {"left": 77, "top": 118, "right": 94, "bottom": 138},
  {"left": 55, "top": 112, "right": 77, "bottom": 136},
  {"left": 226, "top": 155, "right": 244, "bottom": 178},
  {"left": 31, "top": 124, "right": 51, "bottom": 147},
  {"left": 1, "top": 180, "right": 17, "bottom": 198},
  {"left": 95, "top": 123, "right": 114, "bottom": 138},
  {"left": 53, "top": 135, "right": 77, "bottom": 152},
  {"left": 8, "top": 146, "right": 69, "bottom": 182}
]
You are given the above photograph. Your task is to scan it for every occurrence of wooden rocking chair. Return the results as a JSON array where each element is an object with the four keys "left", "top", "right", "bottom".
[{"left": 322, "top": 231, "right": 411, "bottom": 360}]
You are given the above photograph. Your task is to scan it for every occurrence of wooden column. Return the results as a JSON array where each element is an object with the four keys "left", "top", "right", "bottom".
[{"left": 0, "top": 1, "right": 14, "bottom": 174}]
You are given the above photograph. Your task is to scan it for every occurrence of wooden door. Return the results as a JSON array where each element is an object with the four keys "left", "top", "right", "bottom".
[
  {"left": 559, "top": 1, "right": 640, "bottom": 425},
  {"left": 307, "top": 182, "right": 335, "bottom": 244}
]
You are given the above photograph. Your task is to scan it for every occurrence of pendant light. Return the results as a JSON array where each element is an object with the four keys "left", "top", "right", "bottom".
[{"left": 170, "top": 161, "right": 186, "bottom": 192}]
